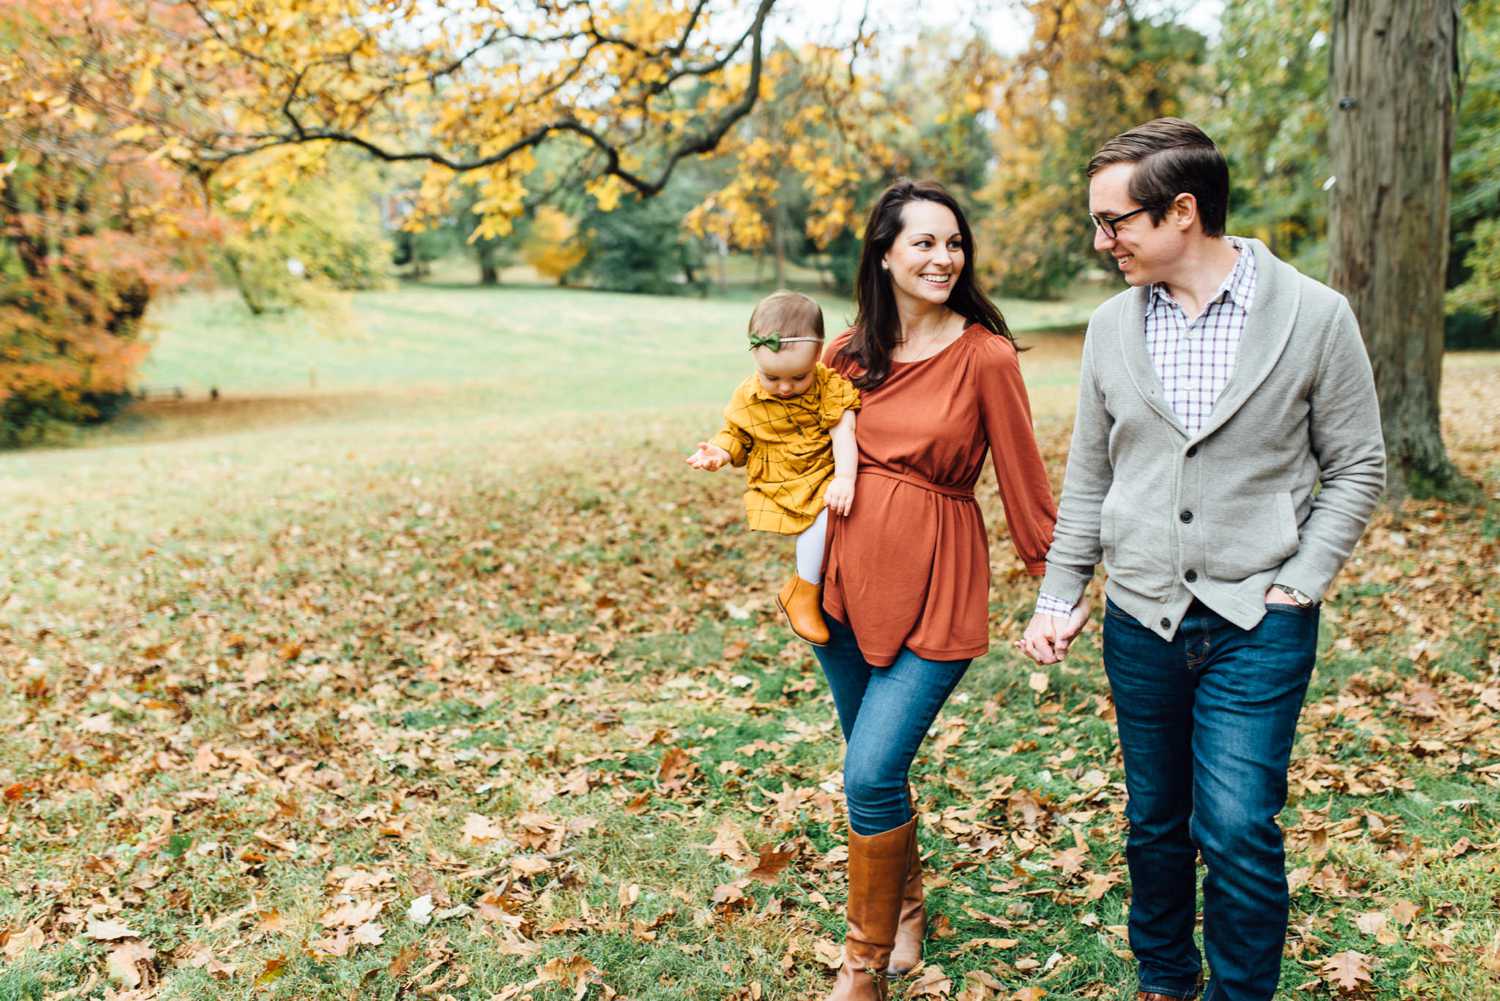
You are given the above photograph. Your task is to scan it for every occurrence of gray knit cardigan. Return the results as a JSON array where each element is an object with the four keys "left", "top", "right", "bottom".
[{"left": 1039, "top": 237, "right": 1386, "bottom": 640}]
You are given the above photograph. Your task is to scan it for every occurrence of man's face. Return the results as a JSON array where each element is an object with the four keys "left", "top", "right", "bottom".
[
  {"left": 753, "top": 340, "right": 819, "bottom": 399},
  {"left": 1088, "top": 162, "right": 1183, "bottom": 287}
]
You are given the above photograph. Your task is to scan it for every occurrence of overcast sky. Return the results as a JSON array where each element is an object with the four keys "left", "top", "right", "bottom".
[{"left": 774, "top": 0, "right": 1224, "bottom": 56}]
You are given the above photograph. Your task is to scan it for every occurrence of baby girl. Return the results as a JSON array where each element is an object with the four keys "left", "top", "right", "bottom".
[{"left": 686, "top": 291, "right": 860, "bottom": 645}]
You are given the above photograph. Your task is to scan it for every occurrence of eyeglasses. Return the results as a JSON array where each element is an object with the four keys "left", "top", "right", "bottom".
[{"left": 1089, "top": 205, "right": 1153, "bottom": 239}]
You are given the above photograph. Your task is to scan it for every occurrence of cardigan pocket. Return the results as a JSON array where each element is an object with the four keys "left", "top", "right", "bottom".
[
  {"left": 1205, "top": 491, "right": 1300, "bottom": 581},
  {"left": 1100, "top": 491, "right": 1172, "bottom": 598}
]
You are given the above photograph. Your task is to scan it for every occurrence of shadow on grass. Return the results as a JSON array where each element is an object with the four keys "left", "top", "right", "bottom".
[
  {"left": 397, "top": 278, "right": 563, "bottom": 293},
  {"left": 100, "top": 390, "right": 423, "bottom": 443}
]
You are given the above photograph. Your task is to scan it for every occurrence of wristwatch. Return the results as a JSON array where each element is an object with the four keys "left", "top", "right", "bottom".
[{"left": 1272, "top": 583, "right": 1316, "bottom": 608}]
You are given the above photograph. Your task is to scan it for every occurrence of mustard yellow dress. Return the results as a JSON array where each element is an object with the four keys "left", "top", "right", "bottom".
[{"left": 710, "top": 363, "right": 861, "bottom": 535}]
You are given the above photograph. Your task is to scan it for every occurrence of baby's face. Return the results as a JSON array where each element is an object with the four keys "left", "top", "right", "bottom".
[{"left": 752, "top": 339, "right": 820, "bottom": 399}]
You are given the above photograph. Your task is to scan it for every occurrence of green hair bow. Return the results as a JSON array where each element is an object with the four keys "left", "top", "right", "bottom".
[{"left": 748, "top": 331, "right": 821, "bottom": 352}]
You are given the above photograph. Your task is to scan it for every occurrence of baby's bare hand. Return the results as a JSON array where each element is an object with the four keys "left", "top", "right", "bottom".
[
  {"left": 824, "top": 477, "right": 855, "bottom": 516},
  {"left": 686, "top": 442, "right": 730, "bottom": 471}
]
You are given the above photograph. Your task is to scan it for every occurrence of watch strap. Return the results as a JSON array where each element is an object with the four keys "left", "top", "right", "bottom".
[{"left": 1273, "top": 583, "right": 1315, "bottom": 607}]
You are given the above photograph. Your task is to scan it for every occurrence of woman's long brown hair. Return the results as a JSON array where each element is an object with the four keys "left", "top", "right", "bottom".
[{"left": 836, "top": 178, "right": 1014, "bottom": 390}]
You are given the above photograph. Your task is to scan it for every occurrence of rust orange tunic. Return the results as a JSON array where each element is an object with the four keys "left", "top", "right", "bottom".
[{"left": 821, "top": 325, "right": 1057, "bottom": 665}]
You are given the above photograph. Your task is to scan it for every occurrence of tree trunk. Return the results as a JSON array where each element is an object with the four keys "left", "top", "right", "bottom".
[
  {"left": 476, "top": 240, "right": 500, "bottom": 286},
  {"left": 1328, "top": 0, "right": 1466, "bottom": 499},
  {"left": 773, "top": 200, "right": 787, "bottom": 290}
]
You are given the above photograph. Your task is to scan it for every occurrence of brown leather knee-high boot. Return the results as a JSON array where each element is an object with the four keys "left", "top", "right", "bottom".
[
  {"left": 886, "top": 810, "right": 925, "bottom": 976},
  {"left": 827, "top": 818, "right": 914, "bottom": 1001}
]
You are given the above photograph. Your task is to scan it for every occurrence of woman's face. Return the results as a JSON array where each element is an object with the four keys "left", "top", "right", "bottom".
[{"left": 882, "top": 200, "right": 965, "bottom": 310}]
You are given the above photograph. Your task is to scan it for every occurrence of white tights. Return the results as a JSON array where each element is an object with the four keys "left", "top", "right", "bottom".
[{"left": 795, "top": 508, "right": 829, "bottom": 584}]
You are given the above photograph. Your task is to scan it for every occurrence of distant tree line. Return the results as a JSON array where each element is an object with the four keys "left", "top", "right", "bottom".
[{"left": 5, "top": 0, "right": 1497, "bottom": 487}]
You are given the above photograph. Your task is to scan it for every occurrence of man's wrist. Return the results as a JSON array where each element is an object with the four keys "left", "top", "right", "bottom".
[
  {"left": 1034, "top": 591, "right": 1076, "bottom": 618},
  {"left": 1271, "top": 583, "right": 1316, "bottom": 607}
]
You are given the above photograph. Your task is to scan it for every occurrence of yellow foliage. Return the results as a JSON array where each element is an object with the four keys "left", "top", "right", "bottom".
[
  {"left": 686, "top": 39, "right": 906, "bottom": 254},
  {"left": 975, "top": 0, "right": 1206, "bottom": 295},
  {"left": 70, "top": 1, "right": 783, "bottom": 240},
  {"left": 129, "top": 54, "right": 160, "bottom": 110},
  {"left": 586, "top": 175, "right": 626, "bottom": 213},
  {"left": 523, "top": 207, "right": 588, "bottom": 282},
  {"left": 468, "top": 158, "right": 534, "bottom": 235},
  {"left": 216, "top": 145, "right": 335, "bottom": 233}
]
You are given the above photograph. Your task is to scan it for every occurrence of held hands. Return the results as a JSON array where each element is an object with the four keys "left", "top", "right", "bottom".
[
  {"left": 824, "top": 475, "right": 856, "bottom": 516},
  {"left": 1017, "top": 597, "right": 1092, "bottom": 665},
  {"left": 686, "top": 442, "right": 731, "bottom": 471},
  {"left": 1016, "top": 588, "right": 1301, "bottom": 665}
]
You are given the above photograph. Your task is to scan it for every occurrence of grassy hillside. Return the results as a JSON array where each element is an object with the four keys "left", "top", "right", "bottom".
[
  {"left": 139, "top": 282, "right": 1110, "bottom": 400},
  {"left": 0, "top": 280, "right": 1495, "bottom": 1001}
]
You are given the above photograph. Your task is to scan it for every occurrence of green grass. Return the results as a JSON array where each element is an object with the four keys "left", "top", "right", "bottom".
[
  {"left": 139, "top": 276, "right": 1109, "bottom": 400},
  {"left": 0, "top": 282, "right": 1496, "bottom": 1000}
]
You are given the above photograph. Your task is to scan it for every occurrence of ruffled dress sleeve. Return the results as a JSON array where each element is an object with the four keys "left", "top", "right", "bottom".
[
  {"left": 817, "top": 365, "right": 861, "bottom": 429},
  {"left": 709, "top": 377, "right": 756, "bottom": 467}
]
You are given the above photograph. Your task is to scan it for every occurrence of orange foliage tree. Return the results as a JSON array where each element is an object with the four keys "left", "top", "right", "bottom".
[{"left": 0, "top": 1, "right": 218, "bottom": 444}]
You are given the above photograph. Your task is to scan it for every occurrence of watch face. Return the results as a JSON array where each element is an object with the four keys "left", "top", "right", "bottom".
[{"left": 1276, "top": 585, "right": 1311, "bottom": 607}]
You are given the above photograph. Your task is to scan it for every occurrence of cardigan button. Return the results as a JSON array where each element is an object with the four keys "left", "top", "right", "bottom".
[
  {"left": 1180, "top": 510, "right": 1194, "bottom": 523},
  {"left": 1185, "top": 569, "right": 1198, "bottom": 583}
]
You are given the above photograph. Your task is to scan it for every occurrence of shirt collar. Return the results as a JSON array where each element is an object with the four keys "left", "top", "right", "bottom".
[{"left": 1149, "top": 236, "right": 1256, "bottom": 313}]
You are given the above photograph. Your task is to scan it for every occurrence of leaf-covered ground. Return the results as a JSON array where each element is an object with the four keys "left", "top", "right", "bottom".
[{"left": 1, "top": 333, "right": 1496, "bottom": 1000}]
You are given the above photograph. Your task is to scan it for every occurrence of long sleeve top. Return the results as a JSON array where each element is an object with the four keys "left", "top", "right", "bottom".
[
  {"left": 1037, "top": 237, "right": 1385, "bottom": 640},
  {"left": 822, "top": 325, "right": 1057, "bottom": 665},
  {"left": 1035, "top": 237, "right": 1258, "bottom": 617}
]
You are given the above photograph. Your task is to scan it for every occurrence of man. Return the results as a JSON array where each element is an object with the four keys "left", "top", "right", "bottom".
[{"left": 1020, "top": 119, "right": 1385, "bottom": 1001}]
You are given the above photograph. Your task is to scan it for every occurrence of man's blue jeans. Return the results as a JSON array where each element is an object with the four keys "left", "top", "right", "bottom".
[
  {"left": 813, "top": 616, "right": 971, "bottom": 836},
  {"left": 1103, "top": 598, "right": 1318, "bottom": 1001}
]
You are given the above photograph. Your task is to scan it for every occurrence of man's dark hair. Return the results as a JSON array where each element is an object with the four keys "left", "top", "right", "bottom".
[{"left": 1087, "top": 118, "right": 1230, "bottom": 237}]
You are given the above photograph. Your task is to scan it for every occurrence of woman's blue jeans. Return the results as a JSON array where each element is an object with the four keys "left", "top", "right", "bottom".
[
  {"left": 813, "top": 615, "right": 971, "bottom": 836},
  {"left": 1103, "top": 598, "right": 1318, "bottom": 1001}
]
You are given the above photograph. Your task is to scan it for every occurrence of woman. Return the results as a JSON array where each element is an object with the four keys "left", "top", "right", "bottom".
[{"left": 815, "top": 179, "right": 1057, "bottom": 1000}]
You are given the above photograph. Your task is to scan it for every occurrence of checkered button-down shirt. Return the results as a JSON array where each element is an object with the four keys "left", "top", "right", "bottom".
[
  {"left": 1145, "top": 237, "right": 1256, "bottom": 436},
  {"left": 1035, "top": 239, "right": 1257, "bottom": 618}
]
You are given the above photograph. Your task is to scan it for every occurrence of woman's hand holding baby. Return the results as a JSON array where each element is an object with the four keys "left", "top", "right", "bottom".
[
  {"left": 824, "top": 475, "right": 856, "bottom": 516},
  {"left": 686, "top": 442, "right": 732, "bottom": 471}
]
